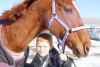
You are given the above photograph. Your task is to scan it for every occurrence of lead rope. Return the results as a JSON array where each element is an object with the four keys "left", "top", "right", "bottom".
[
  {"left": 56, "top": 37, "right": 77, "bottom": 67},
  {"left": 69, "top": 57, "right": 77, "bottom": 67}
]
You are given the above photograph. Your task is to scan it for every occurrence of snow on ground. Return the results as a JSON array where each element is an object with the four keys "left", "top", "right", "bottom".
[
  {"left": 71, "top": 40, "right": 100, "bottom": 67},
  {"left": 72, "top": 56, "right": 100, "bottom": 67}
]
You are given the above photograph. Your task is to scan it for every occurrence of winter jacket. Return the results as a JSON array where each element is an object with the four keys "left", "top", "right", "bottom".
[{"left": 24, "top": 48, "right": 72, "bottom": 67}]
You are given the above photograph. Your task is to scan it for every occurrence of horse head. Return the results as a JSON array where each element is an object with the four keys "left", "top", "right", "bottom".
[
  {"left": 1, "top": 0, "right": 91, "bottom": 58},
  {"left": 39, "top": 0, "right": 91, "bottom": 57}
]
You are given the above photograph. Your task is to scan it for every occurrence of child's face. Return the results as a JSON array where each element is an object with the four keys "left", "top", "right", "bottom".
[{"left": 36, "top": 37, "right": 50, "bottom": 57}]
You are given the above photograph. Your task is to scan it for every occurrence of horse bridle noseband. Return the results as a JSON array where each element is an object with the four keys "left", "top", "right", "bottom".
[{"left": 48, "top": 0, "right": 86, "bottom": 48}]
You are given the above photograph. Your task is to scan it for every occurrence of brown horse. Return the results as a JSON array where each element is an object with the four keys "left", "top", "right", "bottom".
[{"left": 0, "top": 0, "right": 91, "bottom": 58}]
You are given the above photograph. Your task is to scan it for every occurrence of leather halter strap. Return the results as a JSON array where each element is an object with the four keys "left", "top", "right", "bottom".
[{"left": 48, "top": 0, "right": 86, "bottom": 47}]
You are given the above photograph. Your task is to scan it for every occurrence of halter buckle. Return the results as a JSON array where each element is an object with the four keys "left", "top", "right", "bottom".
[
  {"left": 52, "top": 13, "right": 56, "bottom": 17},
  {"left": 68, "top": 29, "right": 73, "bottom": 34}
]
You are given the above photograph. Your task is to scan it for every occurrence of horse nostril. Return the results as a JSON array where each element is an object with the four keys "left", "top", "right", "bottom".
[{"left": 85, "top": 46, "right": 90, "bottom": 52}]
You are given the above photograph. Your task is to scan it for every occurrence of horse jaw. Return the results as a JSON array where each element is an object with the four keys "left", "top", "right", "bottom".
[{"left": 66, "top": 31, "right": 91, "bottom": 58}]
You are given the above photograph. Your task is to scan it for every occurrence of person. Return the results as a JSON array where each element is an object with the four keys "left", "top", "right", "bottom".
[{"left": 24, "top": 32, "right": 72, "bottom": 67}]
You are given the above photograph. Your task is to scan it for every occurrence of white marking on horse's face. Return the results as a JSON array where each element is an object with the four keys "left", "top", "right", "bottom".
[{"left": 72, "top": 0, "right": 80, "bottom": 13}]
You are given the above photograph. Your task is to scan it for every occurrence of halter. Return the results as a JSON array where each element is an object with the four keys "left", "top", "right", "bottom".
[{"left": 48, "top": 0, "right": 86, "bottom": 48}]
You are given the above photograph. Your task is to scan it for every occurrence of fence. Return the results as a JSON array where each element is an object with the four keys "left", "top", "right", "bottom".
[{"left": 85, "top": 25, "right": 100, "bottom": 40}]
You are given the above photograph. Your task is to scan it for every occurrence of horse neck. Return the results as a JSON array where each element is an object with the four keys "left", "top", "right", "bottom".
[
  {"left": 0, "top": 0, "right": 62, "bottom": 52},
  {"left": 1, "top": 7, "right": 43, "bottom": 53}
]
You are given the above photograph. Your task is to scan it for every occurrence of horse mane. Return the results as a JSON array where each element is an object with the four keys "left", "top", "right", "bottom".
[{"left": 2, "top": 0, "right": 36, "bottom": 23}]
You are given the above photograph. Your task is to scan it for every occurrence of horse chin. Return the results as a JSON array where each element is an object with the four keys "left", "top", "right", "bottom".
[
  {"left": 69, "top": 41, "right": 90, "bottom": 58},
  {"left": 73, "top": 48, "right": 88, "bottom": 58},
  {"left": 73, "top": 51, "right": 83, "bottom": 58},
  {"left": 73, "top": 52, "right": 82, "bottom": 58},
  {"left": 67, "top": 42, "right": 84, "bottom": 58}
]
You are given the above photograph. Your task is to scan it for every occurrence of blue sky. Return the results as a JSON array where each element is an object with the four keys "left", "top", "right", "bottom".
[
  {"left": 75, "top": 0, "right": 100, "bottom": 18},
  {"left": 0, "top": 0, "right": 100, "bottom": 18}
]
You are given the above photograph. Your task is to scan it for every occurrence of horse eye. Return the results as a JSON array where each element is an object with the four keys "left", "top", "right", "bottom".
[{"left": 64, "top": 7, "right": 72, "bottom": 14}]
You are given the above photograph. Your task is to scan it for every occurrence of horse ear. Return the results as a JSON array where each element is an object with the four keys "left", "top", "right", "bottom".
[
  {"left": 23, "top": 0, "right": 36, "bottom": 3},
  {"left": 23, "top": 0, "right": 36, "bottom": 8},
  {"left": 71, "top": 0, "right": 75, "bottom": 2},
  {"left": 24, "top": 0, "right": 36, "bottom": 1},
  {"left": 65, "top": 0, "right": 73, "bottom": 2}
]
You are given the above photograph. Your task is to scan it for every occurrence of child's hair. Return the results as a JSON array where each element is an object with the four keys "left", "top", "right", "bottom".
[{"left": 36, "top": 33, "right": 53, "bottom": 48}]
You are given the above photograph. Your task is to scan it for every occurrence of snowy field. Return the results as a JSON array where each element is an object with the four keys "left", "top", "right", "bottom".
[{"left": 71, "top": 40, "right": 100, "bottom": 67}]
